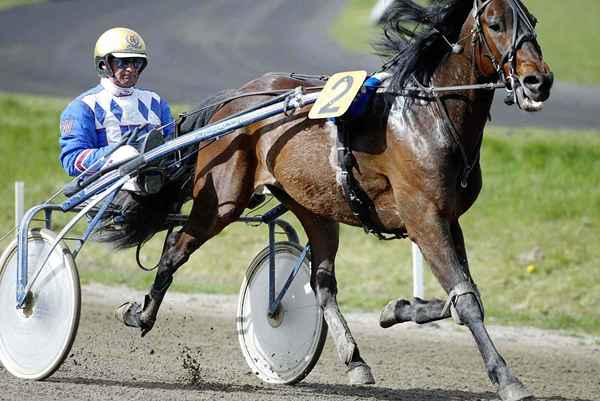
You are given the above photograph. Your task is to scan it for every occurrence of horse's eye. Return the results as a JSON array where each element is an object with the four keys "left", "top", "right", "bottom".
[{"left": 488, "top": 17, "right": 504, "bottom": 32}]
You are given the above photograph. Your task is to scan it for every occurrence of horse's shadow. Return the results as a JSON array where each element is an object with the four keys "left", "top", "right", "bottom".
[
  {"left": 48, "top": 377, "right": 592, "bottom": 401},
  {"left": 49, "top": 376, "right": 261, "bottom": 393}
]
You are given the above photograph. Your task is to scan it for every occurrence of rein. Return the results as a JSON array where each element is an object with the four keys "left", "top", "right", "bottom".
[{"left": 401, "top": 81, "right": 505, "bottom": 94}]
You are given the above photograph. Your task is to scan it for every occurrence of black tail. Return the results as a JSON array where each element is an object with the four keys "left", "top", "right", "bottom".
[{"left": 95, "top": 90, "right": 239, "bottom": 249}]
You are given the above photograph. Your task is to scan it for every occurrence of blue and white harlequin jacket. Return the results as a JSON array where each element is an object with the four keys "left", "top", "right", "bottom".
[{"left": 59, "top": 78, "right": 175, "bottom": 176}]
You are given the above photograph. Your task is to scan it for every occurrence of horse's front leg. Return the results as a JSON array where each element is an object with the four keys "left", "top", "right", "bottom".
[
  {"left": 380, "top": 297, "right": 449, "bottom": 327},
  {"left": 379, "top": 222, "right": 470, "bottom": 327},
  {"left": 294, "top": 209, "right": 375, "bottom": 385},
  {"left": 410, "top": 217, "right": 533, "bottom": 401}
]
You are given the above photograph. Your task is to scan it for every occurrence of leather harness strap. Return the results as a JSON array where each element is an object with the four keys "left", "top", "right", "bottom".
[{"left": 335, "top": 118, "right": 406, "bottom": 241}]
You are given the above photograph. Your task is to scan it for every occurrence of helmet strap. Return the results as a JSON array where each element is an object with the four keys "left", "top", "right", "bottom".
[{"left": 98, "top": 56, "right": 115, "bottom": 78}]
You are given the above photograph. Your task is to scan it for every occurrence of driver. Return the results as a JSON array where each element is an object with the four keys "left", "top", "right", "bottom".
[{"left": 59, "top": 27, "right": 174, "bottom": 190}]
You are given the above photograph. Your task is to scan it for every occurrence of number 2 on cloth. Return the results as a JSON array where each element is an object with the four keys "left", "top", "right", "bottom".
[{"left": 309, "top": 71, "right": 367, "bottom": 119}]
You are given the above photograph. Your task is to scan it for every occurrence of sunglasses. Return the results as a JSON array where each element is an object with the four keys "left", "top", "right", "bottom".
[{"left": 112, "top": 57, "right": 145, "bottom": 70}]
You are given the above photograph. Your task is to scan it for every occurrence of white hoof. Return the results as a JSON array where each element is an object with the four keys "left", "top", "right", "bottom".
[
  {"left": 347, "top": 362, "right": 375, "bottom": 385},
  {"left": 498, "top": 381, "right": 534, "bottom": 401},
  {"left": 379, "top": 300, "right": 398, "bottom": 328},
  {"left": 114, "top": 301, "right": 142, "bottom": 328}
]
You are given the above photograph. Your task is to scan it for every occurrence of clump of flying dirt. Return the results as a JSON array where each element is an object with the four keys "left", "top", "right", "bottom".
[{"left": 178, "top": 345, "right": 205, "bottom": 387}]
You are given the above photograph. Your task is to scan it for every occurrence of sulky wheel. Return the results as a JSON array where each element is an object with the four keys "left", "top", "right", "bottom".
[
  {"left": 0, "top": 228, "right": 81, "bottom": 380},
  {"left": 237, "top": 241, "right": 327, "bottom": 384}
]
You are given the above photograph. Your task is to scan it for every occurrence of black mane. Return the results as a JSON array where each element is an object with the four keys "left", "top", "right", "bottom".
[{"left": 376, "top": 0, "right": 474, "bottom": 91}]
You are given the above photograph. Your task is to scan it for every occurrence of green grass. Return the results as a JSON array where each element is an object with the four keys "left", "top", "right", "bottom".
[
  {"left": 0, "top": 0, "right": 44, "bottom": 11},
  {"left": 331, "top": 0, "right": 380, "bottom": 58},
  {"left": 332, "top": 0, "right": 600, "bottom": 86},
  {"left": 1, "top": 92, "right": 599, "bottom": 336}
]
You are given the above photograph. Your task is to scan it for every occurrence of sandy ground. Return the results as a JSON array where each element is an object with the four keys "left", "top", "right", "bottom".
[{"left": 1, "top": 284, "right": 598, "bottom": 401}]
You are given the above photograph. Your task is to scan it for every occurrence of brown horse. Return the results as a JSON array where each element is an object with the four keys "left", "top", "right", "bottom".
[{"left": 109, "top": 0, "right": 552, "bottom": 399}]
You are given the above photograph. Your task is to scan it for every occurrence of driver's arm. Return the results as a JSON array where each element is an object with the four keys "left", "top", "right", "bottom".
[{"left": 59, "top": 99, "right": 111, "bottom": 176}]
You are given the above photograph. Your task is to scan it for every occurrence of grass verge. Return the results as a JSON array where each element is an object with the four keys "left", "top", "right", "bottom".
[
  {"left": 331, "top": 0, "right": 600, "bottom": 86},
  {"left": 0, "top": 92, "right": 599, "bottom": 336},
  {"left": 0, "top": 0, "right": 44, "bottom": 11}
]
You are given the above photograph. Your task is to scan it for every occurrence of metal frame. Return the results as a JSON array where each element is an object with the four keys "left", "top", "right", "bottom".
[
  {"left": 14, "top": 88, "right": 319, "bottom": 310},
  {"left": 238, "top": 203, "right": 310, "bottom": 318}
]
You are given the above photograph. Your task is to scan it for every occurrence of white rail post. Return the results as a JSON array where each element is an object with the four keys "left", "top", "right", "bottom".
[
  {"left": 15, "top": 181, "right": 24, "bottom": 230},
  {"left": 411, "top": 242, "right": 424, "bottom": 299}
]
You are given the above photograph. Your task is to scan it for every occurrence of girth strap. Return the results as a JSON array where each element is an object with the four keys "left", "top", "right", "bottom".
[{"left": 334, "top": 118, "right": 406, "bottom": 241}]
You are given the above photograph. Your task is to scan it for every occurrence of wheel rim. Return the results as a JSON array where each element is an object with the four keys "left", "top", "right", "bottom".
[
  {"left": 0, "top": 230, "right": 80, "bottom": 380},
  {"left": 237, "top": 243, "right": 324, "bottom": 384}
]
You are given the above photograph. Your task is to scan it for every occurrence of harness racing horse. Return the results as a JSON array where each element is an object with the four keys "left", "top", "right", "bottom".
[{"left": 110, "top": 0, "right": 552, "bottom": 399}]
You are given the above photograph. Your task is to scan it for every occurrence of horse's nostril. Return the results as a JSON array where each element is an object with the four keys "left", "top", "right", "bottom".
[
  {"left": 521, "top": 72, "right": 552, "bottom": 102},
  {"left": 523, "top": 74, "right": 541, "bottom": 88}
]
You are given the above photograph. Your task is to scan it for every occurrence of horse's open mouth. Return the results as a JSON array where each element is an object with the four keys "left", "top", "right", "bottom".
[{"left": 515, "top": 86, "right": 545, "bottom": 112}]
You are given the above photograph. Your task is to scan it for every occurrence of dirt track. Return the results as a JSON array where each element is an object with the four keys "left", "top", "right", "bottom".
[{"left": 1, "top": 284, "right": 598, "bottom": 401}]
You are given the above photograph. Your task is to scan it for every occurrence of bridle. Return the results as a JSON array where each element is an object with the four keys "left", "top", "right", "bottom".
[
  {"left": 396, "top": 0, "right": 542, "bottom": 189},
  {"left": 471, "top": 0, "right": 539, "bottom": 105},
  {"left": 396, "top": 0, "right": 541, "bottom": 99}
]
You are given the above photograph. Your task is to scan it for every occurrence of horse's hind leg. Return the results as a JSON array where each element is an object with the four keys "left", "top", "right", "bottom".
[
  {"left": 117, "top": 165, "right": 253, "bottom": 336},
  {"left": 288, "top": 204, "right": 374, "bottom": 385},
  {"left": 409, "top": 217, "right": 532, "bottom": 401},
  {"left": 115, "top": 228, "right": 201, "bottom": 336}
]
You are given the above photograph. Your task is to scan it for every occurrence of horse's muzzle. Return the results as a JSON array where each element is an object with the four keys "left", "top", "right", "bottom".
[{"left": 520, "top": 71, "right": 554, "bottom": 102}]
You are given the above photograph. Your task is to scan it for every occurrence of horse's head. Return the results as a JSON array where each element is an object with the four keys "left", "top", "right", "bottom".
[{"left": 471, "top": 0, "right": 553, "bottom": 111}]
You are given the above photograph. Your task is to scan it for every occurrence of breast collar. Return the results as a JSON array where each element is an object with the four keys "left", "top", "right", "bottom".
[{"left": 100, "top": 78, "right": 135, "bottom": 97}]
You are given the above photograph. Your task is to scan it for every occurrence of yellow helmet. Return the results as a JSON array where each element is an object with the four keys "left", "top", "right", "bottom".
[{"left": 94, "top": 27, "right": 148, "bottom": 78}]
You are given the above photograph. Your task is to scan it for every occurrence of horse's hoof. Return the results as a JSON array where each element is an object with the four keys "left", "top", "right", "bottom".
[
  {"left": 114, "top": 302, "right": 143, "bottom": 328},
  {"left": 379, "top": 300, "right": 397, "bottom": 328},
  {"left": 347, "top": 362, "right": 375, "bottom": 385},
  {"left": 498, "top": 381, "right": 534, "bottom": 401},
  {"left": 379, "top": 299, "right": 410, "bottom": 328}
]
